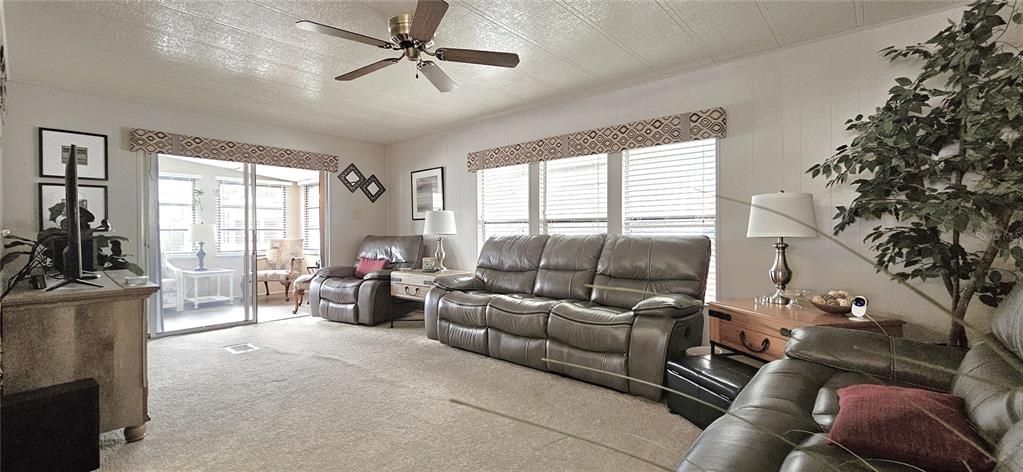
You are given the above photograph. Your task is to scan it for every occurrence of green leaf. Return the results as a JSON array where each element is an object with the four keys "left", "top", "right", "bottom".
[
  {"left": 0, "top": 251, "right": 30, "bottom": 269},
  {"left": 895, "top": 77, "right": 913, "bottom": 86}
]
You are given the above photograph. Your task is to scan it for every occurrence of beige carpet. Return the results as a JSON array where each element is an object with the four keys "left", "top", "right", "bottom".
[{"left": 99, "top": 317, "right": 700, "bottom": 471}]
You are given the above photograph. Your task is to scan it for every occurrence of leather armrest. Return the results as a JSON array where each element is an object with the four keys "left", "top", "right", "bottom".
[
  {"left": 433, "top": 274, "right": 483, "bottom": 291},
  {"left": 315, "top": 266, "right": 355, "bottom": 278},
  {"left": 632, "top": 294, "right": 704, "bottom": 317},
  {"left": 362, "top": 269, "right": 393, "bottom": 281},
  {"left": 785, "top": 326, "right": 967, "bottom": 392}
]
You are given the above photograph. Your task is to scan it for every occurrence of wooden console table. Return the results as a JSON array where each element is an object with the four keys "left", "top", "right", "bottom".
[
  {"left": 389, "top": 269, "right": 470, "bottom": 327},
  {"left": 0, "top": 271, "right": 158, "bottom": 442},
  {"left": 708, "top": 299, "right": 905, "bottom": 362}
]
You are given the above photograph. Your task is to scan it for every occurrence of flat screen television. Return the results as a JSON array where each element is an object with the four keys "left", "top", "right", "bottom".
[{"left": 47, "top": 144, "right": 101, "bottom": 291}]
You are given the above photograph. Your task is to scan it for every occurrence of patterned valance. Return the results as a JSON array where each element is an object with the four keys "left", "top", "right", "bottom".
[
  {"left": 129, "top": 128, "right": 339, "bottom": 172},
  {"left": 466, "top": 107, "right": 726, "bottom": 172}
]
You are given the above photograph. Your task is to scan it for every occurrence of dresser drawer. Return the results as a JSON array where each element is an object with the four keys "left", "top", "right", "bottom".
[
  {"left": 715, "top": 318, "right": 788, "bottom": 361},
  {"left": 391, "top": 283, "right": 430, "bottom": 301}
]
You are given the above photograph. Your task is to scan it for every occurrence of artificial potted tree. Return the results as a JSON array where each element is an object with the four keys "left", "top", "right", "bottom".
[{"left": 808, "top": 0, "right": 1023, "bottom": 347}]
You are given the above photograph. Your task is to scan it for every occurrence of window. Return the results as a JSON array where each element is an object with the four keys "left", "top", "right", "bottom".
[
  {"left": 623, "top": 139, "right": 717, "bottom": 300},
  {"left": 477, "top": 164, "right": 529, "bottom": 248},
  {"left": 158, "top": 176, "right": 197, "bottom": 253},
  {"left": 216, "top": 180, "right": 288, "bottom": 254},
  {"left": 302, "top": 183, "right": 320, "bottom": 254},
  {"left": 539, "top": 154, "right": 607, "bottom": 234}
]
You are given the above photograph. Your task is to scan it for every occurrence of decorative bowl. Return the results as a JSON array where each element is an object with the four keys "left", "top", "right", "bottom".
[{"left": 811, "top": 300, "right": 852, "bottom": 315}]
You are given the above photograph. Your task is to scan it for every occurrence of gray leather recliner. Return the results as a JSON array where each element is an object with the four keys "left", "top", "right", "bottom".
[
  {"left": 309, "top": 235, "right": 424, "bottom": 325},
  {"left": 677, "top": 288, "right": 1023, "bottom": 471},
  {"left": 425, "top": 233, "right": 711, "bottom": 400}
]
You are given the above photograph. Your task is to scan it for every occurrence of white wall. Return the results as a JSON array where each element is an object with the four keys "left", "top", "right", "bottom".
[
  {"left": 386, "top": 7, "right": 990, "bottom": 341},
  {"left": 2, "top": 82, "right": 389, "bottom": 273}
]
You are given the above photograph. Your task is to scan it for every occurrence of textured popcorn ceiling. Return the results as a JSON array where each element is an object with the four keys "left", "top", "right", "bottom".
[{"left": 5, "top": 0, "right": 958, "bottom": 144}]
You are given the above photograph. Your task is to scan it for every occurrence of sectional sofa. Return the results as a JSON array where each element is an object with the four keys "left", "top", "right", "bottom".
[{"left": 424, "top": 234, "right": 711, "bottom": 400}]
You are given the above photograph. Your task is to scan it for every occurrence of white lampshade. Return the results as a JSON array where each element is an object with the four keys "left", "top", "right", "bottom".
[
  {"left": 746, "top": 192, "right": 818, "bottom": 238},
  {"left": 189, "top": 223, "right": 216, "bottom": 243},
  {"left": 424, "top": 210, "right": 457, "bottom": 235}
]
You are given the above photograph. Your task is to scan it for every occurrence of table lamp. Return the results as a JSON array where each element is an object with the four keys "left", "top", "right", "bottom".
[
  {"left": 189, "top": 223, "right": 215, "bottom": 271},
  {"left": 424, "top": 210, "right": 456, "bottom": 271},
  {"left": 746, "top": 191, "right": 817, "bottom": 304}
]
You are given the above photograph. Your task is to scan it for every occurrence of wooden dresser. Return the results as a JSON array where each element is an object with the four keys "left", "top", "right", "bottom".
[
  {"left": 1, "top": 271, "right": 158, "bottom": 442},
  {"left": 708, "top": 299, "right": 905, "bottom": 362}
]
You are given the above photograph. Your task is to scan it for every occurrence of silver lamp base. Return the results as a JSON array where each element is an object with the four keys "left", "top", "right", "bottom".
[
  {"left": 766, "top": 237, "right": 792, "bottom": 305},
  {"left": 434, "top": 237, "right": 447, "bottom": 271}
]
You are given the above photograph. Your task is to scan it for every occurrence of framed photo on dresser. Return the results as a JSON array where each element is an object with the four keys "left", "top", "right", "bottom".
[
  {"left": 39, "top": 128, "right": 108, "bottom": 180},
  {"left": 38, "top": 183, "right": 108, "bottom": 230},
  {"left": 410, "top": 167, "right": 445, "bottom": 220}
]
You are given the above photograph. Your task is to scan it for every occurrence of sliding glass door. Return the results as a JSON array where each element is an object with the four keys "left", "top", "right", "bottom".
[{"left": 148, "top": 154, "right": 258, "bottom": 336}]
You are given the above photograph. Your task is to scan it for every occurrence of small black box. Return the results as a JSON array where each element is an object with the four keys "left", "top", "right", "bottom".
[
  {"left": 2, "top": 378, "right": 100, "bottom": 472},
  {"left": 665, "top": 355, "right": 758, "bottom": 429}
]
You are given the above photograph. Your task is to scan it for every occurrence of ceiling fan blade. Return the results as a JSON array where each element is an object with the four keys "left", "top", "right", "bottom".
[
  {"left": 296, "top": 20, "right": 394, "bottom": 49},
  {"left": 410, "top": 0, "right": 449, "bottom": 42},
  {"left": 419, "top": 61, "right": 457, "bottom": 93},
  {"left": 335, "top": 58, "right": 401, "bottom": 81},
  {"left": 435, "top": 48, "right": 519, "bottom": 68}
]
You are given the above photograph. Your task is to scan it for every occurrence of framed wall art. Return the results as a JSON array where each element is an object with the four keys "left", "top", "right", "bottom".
[
  {"left": 410, "top": 167, "right": 445, "bottom": 220},
  {"left": 39, "top": 128, "right": 108, "bottom": 180},
  {"left": 38, "top": 183, "right": 108, "bottom": 230}
]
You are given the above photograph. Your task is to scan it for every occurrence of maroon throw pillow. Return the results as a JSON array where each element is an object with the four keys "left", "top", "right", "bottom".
[
  {"left": 354, "top": 258, "right": 388, "bottom": 278},
  {"left": 829, "top": 384, "right": 995, "bottom": 472}
]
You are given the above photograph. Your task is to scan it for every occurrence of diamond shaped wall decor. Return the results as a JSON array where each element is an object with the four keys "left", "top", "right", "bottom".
[
  {"left": 338, "top": 163, "right": 365, "bottom": 193},
  {"left": 360, "top": 175, "right": 385, "bottom": 203}
]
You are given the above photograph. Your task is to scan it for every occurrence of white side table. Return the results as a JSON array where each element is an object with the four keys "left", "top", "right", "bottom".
[{"left": 180, "top": 268, "right": 236, "bottom": 311}]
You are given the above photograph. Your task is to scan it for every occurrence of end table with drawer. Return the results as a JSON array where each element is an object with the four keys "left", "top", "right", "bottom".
[
  {"left": 707, "top": 299, "right": 905, "bottom": 363},
  {"left": 389, "top": 269, "right": 471, "bottom": 326}
]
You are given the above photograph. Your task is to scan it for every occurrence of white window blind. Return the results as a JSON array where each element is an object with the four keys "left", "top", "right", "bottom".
[
  {"left": 302, "top": 183, "right": 320, "bottom": 254},
  {"left": 216, "top": 180, "right": 288, "bottom": 255},
  {"left": 158, "top": 176, "right": 197, "bottom": 253},
  {"left": 623, "top": 139, "right": 717, "bottom": 300},
  {"left": 477, "top": 164, "right": 529, "bottom": 249},
  {"left": 539, "top": 154, "right": 607, "bottom": 235}
]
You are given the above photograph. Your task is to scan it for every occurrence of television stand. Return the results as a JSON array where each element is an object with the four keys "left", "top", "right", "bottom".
[{"left": 46, "top": 273, "right": 102, "bottom": 291}]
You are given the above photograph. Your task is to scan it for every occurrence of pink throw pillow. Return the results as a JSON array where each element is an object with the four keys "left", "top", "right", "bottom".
[{"left": 354, "top": 258, "right": 387, "bottom": 278}]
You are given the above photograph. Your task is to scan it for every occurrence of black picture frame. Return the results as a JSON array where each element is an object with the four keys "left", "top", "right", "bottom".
[
  {"left": 38, "top": 183, "right": 108, "bottom": 230},
  {"left": 337, "top": 163, "right": 366, "bottom": 193},
  {"left": 410, "top": 166, "right": 445, "bottom": 220},
  {"left": 360, "top": 175, "right": 386, "bottom": 203},
  {"left": 39, "top": 128, "right": 109, "bottom": 181}
]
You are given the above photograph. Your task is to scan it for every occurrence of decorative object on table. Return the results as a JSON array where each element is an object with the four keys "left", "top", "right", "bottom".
[
  {"left": 337, "top": 162, "right": 365, "bottom": 192},
  {"left": 811, "top": 290, "right": 854, "bottom": 315},
  {"left": 256, "top": 238, "right": 303, "bottom": 301},
  {"left": 360, "top": 175, "right": 385, "bottom": 202},
  {"left": 805, "top": 0, "right": 1023, "bottom": 348},
  {"left": 38, "top": 183, "right": 107, "bottom": 230},
  {"left": 746, "top": 191, "right": 817, "bottom": 305},
  {"left": 850, "top": 296, "right": 869, "bottom": 318},
  {"left": 421, "top": 257, "right": 438, "bottom": 272},
  {"left": 423, "top": 210, "right": 456, "bottom": 270},
  {"left": 189, "top": 223, "right": 215, "bottom": 271},
  {"left": 39, "top": 128, "right": 108, "bottom": 180},
  {"left": 410, "top": 167, "right": 445, "bottom": 220}
]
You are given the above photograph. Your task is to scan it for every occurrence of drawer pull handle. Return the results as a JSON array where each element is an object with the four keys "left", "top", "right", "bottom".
[
  {"left": 739, "top": 331, "right": 770, "bottom": 353},
  {"left": 779, "top": 328, "right": 792, "bottom": 337},
  {"left": 405, "top": 286, "right": 415, "bottom": 296}
]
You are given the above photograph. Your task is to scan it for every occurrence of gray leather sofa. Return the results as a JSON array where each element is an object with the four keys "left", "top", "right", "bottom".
[
  {"left": 678, "top": 289, "right": 1023, "bottom": 471},
  {"left": 310, "top": 235, "right": 424, "bottom": 325},
  {"left": 425, "top": 234, "right": 711, "bottom": 400}
]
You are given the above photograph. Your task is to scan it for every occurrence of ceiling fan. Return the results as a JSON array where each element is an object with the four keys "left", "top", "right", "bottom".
[{"left": 295, "top": 0, "right": 520, "bottom": 93}]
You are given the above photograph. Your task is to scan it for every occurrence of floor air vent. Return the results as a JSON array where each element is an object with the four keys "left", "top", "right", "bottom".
[{"left": 224, "top": 343, "right": 259, "bottom": 354}]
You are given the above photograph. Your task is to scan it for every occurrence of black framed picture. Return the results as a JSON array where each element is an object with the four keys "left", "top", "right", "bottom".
[
  {"left": 410, "top": 167, "right": 445, "bottom": 220},
  {"left": 361, "top": 175, "right": 386, "bottom": 203},
  {"left": 38, "top": 183, "right": 108, "bottom": 230},
  {"left": 338, "top": 162, "right": 365, "bottom": 193},
  {"left": 39, "top": 128, "right": 108, "bottom": 180}
]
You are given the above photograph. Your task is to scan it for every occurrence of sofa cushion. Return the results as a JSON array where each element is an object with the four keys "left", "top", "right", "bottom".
[
  {"left": 953, "top": 334, "right": 1023, "bottom": 442},
  {"left": 532, "top": 234, "right": 604, "bottom": 300},
  {"left": 486, "top": 295, "right": 563, "bottom": 338},
  {"left": 591, "top": 235, "right": 711, "bottom": 310},
  {"left": 318, "top": 277, "right": 363, "bottom": 304},
  {"left": 475, "top": 235, "right": 549, "bottom": 294},
  {"left": 354, "top": 235, "right": 424, "bottom": 269},
  {"left": 437, "top": 291, "right": 499, "bottom": 328},
  {"left": 546, "top": 340, "right": 629, "bottom": 392},
  {"left": 829, "top": 384, "right": 996, "bottom": 472},
  {"left": 548, "top": 302, "right": 634, "bottom": 353},
  {"left": 780, "top": 434, "right": 921, "bottom": 471}
]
